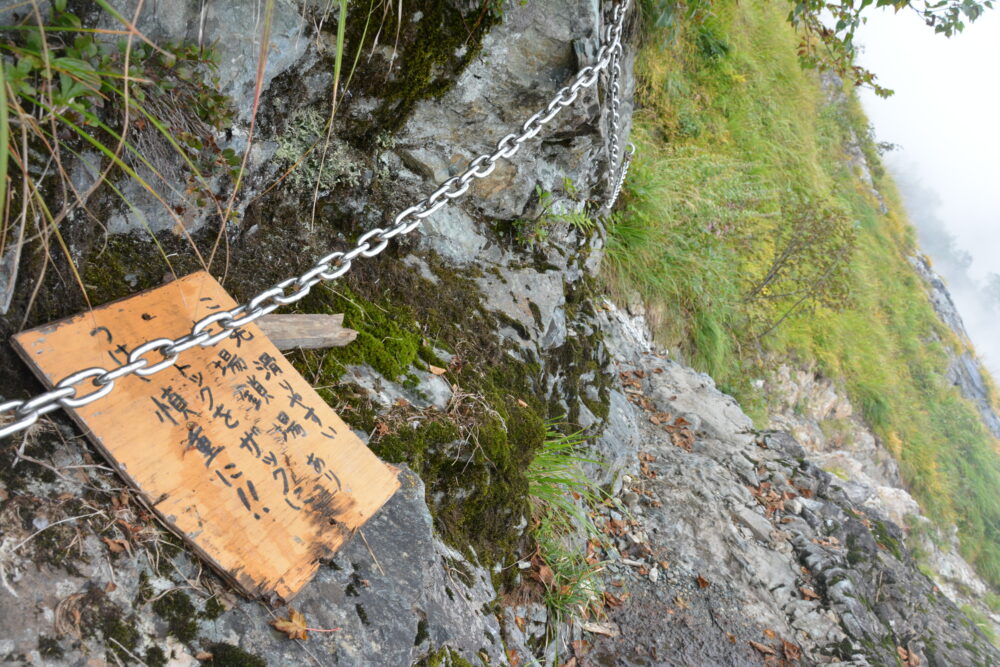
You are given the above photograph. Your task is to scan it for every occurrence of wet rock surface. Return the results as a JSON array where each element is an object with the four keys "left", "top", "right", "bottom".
[{"left": 575, "top": 306, "right": 999, "bottom": 667}]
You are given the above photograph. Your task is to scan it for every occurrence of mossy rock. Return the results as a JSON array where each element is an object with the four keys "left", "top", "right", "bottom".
[
  {"left": 204, "top": 642, "right": 268, "bottom": 667},
  {"left": 152, "top": 590, "right": 200, "bottom": 643}
]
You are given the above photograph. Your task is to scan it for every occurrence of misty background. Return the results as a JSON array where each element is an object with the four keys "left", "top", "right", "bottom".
[{"left": 857, "top": 9, "right": 1000, "bottom": 380}]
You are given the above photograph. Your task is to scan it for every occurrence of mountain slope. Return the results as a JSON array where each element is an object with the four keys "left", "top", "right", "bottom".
[{"left": 607, "top": 0, "right": 1000, "bottom": 591}]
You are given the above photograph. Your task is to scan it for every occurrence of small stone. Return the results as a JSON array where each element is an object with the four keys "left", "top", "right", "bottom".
[
  {"left": 732, "top": 506, "right": 773, "bottom": 543},
  {"left": 622, "top": 491, "right": 640, "bottom": 509},
  {"left": 649, "top": 567, "right": 659, "bottom": 583}
]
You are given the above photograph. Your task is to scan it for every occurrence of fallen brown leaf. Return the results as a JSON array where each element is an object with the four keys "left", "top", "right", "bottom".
[
  {"left": 783, "top": 639, "right": 802, "bottom": 660},
  {"left": 538, "top": 564, "right": 555, "bottom": 588},
  {"left": 272, "top": 608, "right": 309, "bottom": 640},
  {"left": 749, "top": 640, "right": 776, "bottom": 656},
  {"left": 428, "top": 365, "right": 447, "bottom": 376},
  {"left": 800, "top": 587, "right": 820, "bottom": 600},
  {"left": 696, "top": 575, "right": 710, "bottom": 589},
  {"left": 603, "top": 591, "right": 626, "bottom": 607},
  {"left": 763, "top": 628, "right": 776, "bottom": 639},
  {"left": 101, "top": 537, "right": 130, "bottom": 554}
]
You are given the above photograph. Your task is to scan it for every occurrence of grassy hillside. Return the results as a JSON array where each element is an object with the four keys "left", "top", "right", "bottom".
[{"left": 606, "top": 0, "right": 1000, "bottom": 585}]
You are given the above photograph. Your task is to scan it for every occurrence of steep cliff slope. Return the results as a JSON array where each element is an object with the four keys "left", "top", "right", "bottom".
[{"left": 0, "top": 1, "right": 997, "bottom": 666}]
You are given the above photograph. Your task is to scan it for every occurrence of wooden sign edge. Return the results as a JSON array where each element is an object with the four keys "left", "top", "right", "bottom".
[
  {"left": 9, "top": 336, "right": 306, "bottom": 599},
  {"left": 8, "top": 272, "right": 387, "bottom": 602}
]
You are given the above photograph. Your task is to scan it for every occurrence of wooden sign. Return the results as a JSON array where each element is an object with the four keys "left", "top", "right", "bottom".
[{"left": 12, "top": 272, "right": 399, "bottom": 601}]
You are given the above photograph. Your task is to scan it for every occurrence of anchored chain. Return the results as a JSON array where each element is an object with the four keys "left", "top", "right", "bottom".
[
  {"left": 0, "top": 0, "right": 633, "bottom": 440},
  {"left": 604, "top": 1, "right": 634, "bottom": 210}
]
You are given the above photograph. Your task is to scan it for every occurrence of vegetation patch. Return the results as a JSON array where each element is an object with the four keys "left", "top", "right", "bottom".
[
  {"left": 611, "top": 0, "right": 1000, "bottom": 587},
  {"left": 526, "top": 421, "right": 607, "bottom": 624},
  {"left": 204, "top": 642, "right": 268, "bottom": 667},
  {"left": 151, "top": 590, "right": 199, "bottom": 643}
]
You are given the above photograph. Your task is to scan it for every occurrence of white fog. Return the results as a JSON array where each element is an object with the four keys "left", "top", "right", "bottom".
[{"left": 858, "top": 9, "right": 1000, "bottom": 379}]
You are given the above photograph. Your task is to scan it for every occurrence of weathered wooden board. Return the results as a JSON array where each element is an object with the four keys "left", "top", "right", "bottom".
[
  {"left": 12, "top": 271, "right": 399, "bottom": 601},
  {"left": 257, "top": 313, "right": 357, "bottom": 350}
]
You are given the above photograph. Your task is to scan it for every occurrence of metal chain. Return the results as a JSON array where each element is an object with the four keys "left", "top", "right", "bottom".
[
  {"left": 604, "top": 3, "right": 635, "bottom": 211},
  {"left": 0, "top": 0, "right": 633, "bottom": 440}
]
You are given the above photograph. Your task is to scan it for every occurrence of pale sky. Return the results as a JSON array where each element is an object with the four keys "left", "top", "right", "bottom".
[
  {"left": 857, "top": 8, "right": 1000, "bottom": 282},
  {"left": 856, "top": 9, "right": 1000, "bottom": 378}
]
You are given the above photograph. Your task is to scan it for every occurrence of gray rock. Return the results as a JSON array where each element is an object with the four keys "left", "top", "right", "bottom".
[
  {"left": 910, "top": 255, "right": 1000, "bottom": 438},
  {"left": 342, "top": 364, "right": 451, "bottom": 410},
  {"left": 732, "top": 505, "right": 774, "bottom": 543}
]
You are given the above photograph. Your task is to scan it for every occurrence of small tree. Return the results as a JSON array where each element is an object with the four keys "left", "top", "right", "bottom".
[{"left": 748, "top": 197, "right": 858, "bottom": 337}]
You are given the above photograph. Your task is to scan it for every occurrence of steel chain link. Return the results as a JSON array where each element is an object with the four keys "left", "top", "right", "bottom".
[{"left": 0, "top": 0, "right": 633, "bottom": 440}]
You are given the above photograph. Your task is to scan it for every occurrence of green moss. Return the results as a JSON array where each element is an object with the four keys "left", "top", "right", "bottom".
[
  {"left": 205, "top": 643, "right": 267, "bottom": 667},
  {"left": 343, "top": 1, "right": 500, "bottom": 139},
  {"left": 546, "top": 290, "right": 611, "bottom": 425},
  {"left": 152, "top": 590, "right": 199, "bottom": 643},
  {"left": 416, "top": 647, "right": 475, "bottom": 667},
  {"left": 369, "top": 400, "right": 543, "bottom": 583},
  {"left": 202, "top": 596, "right": 226, "bottom": 621},
  {"left": 415, "top": 617, "right": 430, "bottom": 646},
  {"left": 145, "top": 645, "right": 168, "bottom": 667},
  {"left": 871, "top": 520, "right": 904, "bottom": 561},
  {"left": 373, "top": 418, "right": 461, "bottom": 466},
  {"left": 135, "top": 571, "right": 154, "bottom": 606},
  {"left": 101, "top": 615, "right": 140, "bottom": 662},
  {"left": 307, "top": 284, "right": 423, "bottom": 381},
  {"left": 37, "top": 636, "right": 64, "bottom": 659},
  {"left": 80, "top": 233, "right": 203, "bottom": 308},
  {"left": 356, "top": 603, "right": 370, "bottom": 625}
]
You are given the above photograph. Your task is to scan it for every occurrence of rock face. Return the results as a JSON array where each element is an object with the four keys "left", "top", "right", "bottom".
[
  {"left": 910, "top": 255, "right": 1000, "bottom": 439},
  {"left": 765, "top": 360, "right": 1000, "bottom": 643},
  {"left": 0, "top": 1, "right": 996, "bottom": 666},
  {"left": 577, "top": 305, "right": 998, "bottom": 667}
]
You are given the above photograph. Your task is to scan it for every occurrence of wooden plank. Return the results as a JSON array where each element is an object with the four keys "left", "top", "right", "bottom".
[
  {"left": 11, "top": 271, "right": 399, "bottom": 602},
  {"left": 257, "top": 314, "right": 357, "bottom": 350}
]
